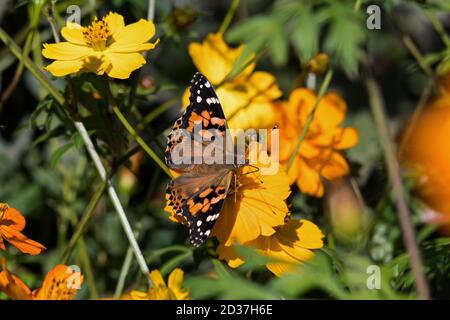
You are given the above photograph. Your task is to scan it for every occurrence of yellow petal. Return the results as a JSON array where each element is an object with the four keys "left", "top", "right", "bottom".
[
  {"left": 108, "top": 40, "right": 159, "bottom": 54},
  {"left": 44, "top": 59, "right": 84, "bottom": 77},
  {"left": 61, "top": 23, "right": 86, "bottom": 45},
  {"left": 149, "top": 270, "right": 166, "bottom": 287},
  {"left": 167, "top": 269, "right": 189, "bottom": 300},
  {"left": 216, "top": 244, "right": 245, "bottom": 268},
  {"left": 81, "top": 54, "right": 109, "bottom": 75},
  {"left": 42, "top": 42, "right": 93, "bottom": 61},
  {"left": 104, "top": 12, "right": 125, "bottom": 35},
  {"left": 109, "top": 19, "right": 156, "bottom": 49},
  {"left": 104, "top": 52, "right": 146, "bottom": 79},
  {"left": 188, "top": 33, "right": 254, "bottom": 85}
]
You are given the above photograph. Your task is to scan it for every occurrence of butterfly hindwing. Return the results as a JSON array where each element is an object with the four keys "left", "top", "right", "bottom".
[{"left": 165, "top": 167, "right": 232, "bottom": 246}]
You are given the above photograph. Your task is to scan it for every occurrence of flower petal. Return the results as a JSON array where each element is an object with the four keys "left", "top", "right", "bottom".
[
  {"left": 0, "top": 258, "right": 32, "bottom": 300},
  {"left": 109, "top": 19, "right": 156, "bottom": 49},
  {"left": 167, "top": 269, "right": 189, "bottom": 300},
  {"left": 42, "top": 42, "right": 93, "bottom": 61},
  {"left": 149, "top": 270, "right": 166, "bottom": 287},
  {"left": 34, "top": 265, "right": 83, "bottom": 300},
  {"left": 44, "top": 59, "right": 84, "bottom": 77},
  {"left": 104, "top": 12, "right": 125, "bottom": 35},
  {"left": 3, "top": 207, "right": 26, "bottom": 231},
  {"left": 0, "top": 225, "right": 46, "bottom": 255},
  {"left": 188, "top": 33, "right": 254, "bottom": 85},
  {"left": 296, "top": 159, "right": 324, "bottom": 197},
  {"left": 60, "top": 23, "right": 86, "bottom": 45},
  {"left": 216, "top": 244, "right": 245, "bottom": 268},
  {"left": 104, "top": 52, "right": 146, "bottom": 79},
  {"left": 316, "top": 151, "right": 350, "bottom": 180}
]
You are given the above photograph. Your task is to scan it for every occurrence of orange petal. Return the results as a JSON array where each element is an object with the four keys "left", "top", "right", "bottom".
[
  {"left": 317, "top": 151, "right": 350, "bottom": 180},
  {"left": 296, "top": 159, "right": 324, "bottom": 197},
  {"left": 0, "top": 225, "right": 46, "bottom": 255},
  {"left": 34, "top": 265, "right": 84, "bottom": 300},
  {"left": 2, "top": 207, "right": 26, "bottom": 231},
  {"left": 0, "top": 258, "right": 32, "bottom": 300}
]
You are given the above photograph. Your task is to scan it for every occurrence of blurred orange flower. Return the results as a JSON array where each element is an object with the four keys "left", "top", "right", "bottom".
[
  {"left": 217, "top": 219, "right": 324, "bottom": 276},
  {"left": 0, "top": 259, "right": 84, "bottom": 300},
  {"left": 399, "top": 80, "right": 450, "bottom": 234},
  {"left": 279, "top": 88, "right": 358, "bottom": 197},
  {"left": 183, "top": 33, "right": 282, "bottom": 129},
  {"left": 0, "top": 203, "right": 46, "bottom": 255},
  {"left": 123, "top": 268, "right": 189, "bottom": 300}
]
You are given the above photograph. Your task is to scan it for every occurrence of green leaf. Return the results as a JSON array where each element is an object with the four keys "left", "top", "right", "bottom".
[
  {"left": 290, "top": 8, "right": 320, "bottom": 63},
  {"left": 50, "top": 143, "right": 74, "bottom": 168}
]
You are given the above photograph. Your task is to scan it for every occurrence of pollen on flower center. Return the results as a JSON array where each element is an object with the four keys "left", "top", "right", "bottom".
[{"left": 82, "top": 17, "right": 111, "bottom": 50}]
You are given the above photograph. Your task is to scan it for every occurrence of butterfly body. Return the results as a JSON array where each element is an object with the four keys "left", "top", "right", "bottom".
[{"left": 165, "top": 72, "right": 245, "bottom": 246}]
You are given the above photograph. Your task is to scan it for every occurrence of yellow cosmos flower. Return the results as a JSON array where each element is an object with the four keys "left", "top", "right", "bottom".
[
  {"left": 123, "top": 268, "right": 189, "bottom": 300},
  {"left": 211, "top": 148, "right": 291, "bottom": 246},
  {"left": 42, "top": 12, "right": 159, "bottom": 79},
  {"left": 217, "top": 219, "right": 324, "bottom": 276},
  {"left": 183, "top": 33, "right": 282, "bottom": 129},
  {"left": 164, "top": 144, "right": 290, "bottom": 246},
  {"left": 279, "top": 88, "right": 359, "bottom": 197},
  {"left": 0, "top": 259, "right": 84, "bottom": 300}
]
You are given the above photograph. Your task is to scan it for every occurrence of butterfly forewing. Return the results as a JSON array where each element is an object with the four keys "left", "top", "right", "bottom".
[{"left": 165, "top": 72, "right": 236, "bottom": 246}]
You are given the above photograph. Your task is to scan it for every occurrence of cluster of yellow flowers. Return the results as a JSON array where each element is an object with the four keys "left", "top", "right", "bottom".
[{"left": 170, "top": 33, "right": 359, "bottom": 275}]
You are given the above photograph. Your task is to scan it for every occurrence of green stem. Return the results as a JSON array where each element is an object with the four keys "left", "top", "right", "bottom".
[
  {"left": 354, "top": 0, "right": 362, "bottom": 12},
  {"left": 286, "top": 69, "right": 333, "bottom": 171},
  {"left": 0, "top": 28, "right": 64, "bottom": 104},
  {"left": 75, "top": 232, "right": 99, "bottom": 299},
  {"left": 104, "top": 79, "right": 172, "bottom": 178},
  {"left": 425, "top": 9, "right": 450, "bottom": 50},
  {"left": 219, "top": 0, "right": 241, "bottom": 34},
  {"left": 402, "top": 35, "right": 435, "bottom": 80},
  {"left": 114, "top": 245, "right": 134, "bottom": 298},
  {"left": 60, "top": 182, "right": 106, "bottom": 264},
  {"left": 0, "top": 3, "right": 41, "bottom": 112},
  {"left": 136, "top": 97, "right": 178, "bottom": 132},
  {"left": 365, "top": 75, "right": 430, "bottom": 300}
]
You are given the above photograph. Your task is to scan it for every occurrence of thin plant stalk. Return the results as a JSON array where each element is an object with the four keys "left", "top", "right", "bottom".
[
  {"left": 219, "top": 0, "right": 241, "bottom": 34},
  {"left": 286, "top": 69, "right": 333, "bottom": 171},
  {"left": 104, "top": 79, "right": 172, "bottom": 178},
  {"left": 365, "top": 75, "right": 430, "bottom": 300}
]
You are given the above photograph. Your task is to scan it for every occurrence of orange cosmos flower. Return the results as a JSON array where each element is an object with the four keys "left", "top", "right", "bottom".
[
  {"left": 217, "top": 219, "right": 324, "bottom": 276},
  {"left": 0, "top": 203, "right": 46, "bottom": 255},
  {"left": 183, "top": 33, "right": 282, "bottom": 130},
  {"left": 279, "top": 88, "right": 358, "bottom": 197},
  {"left": 123, "top": 268, "right": 189, "bottom": 300},
  {"left": 0, "top": 259, "right": 84, "bottom": 300}
]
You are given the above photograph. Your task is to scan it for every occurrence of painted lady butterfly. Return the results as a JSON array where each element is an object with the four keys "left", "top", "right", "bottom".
[{"left": 164, "top": 72, "right": 246, "bottom": 247}]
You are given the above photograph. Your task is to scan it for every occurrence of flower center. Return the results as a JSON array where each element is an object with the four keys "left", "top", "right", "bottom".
[
  {"left": 82, "top": 17, "right": 111, "bottom": 51},
  {"left": 0, "top": 203, "right": 9, "bottom": 220}
]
